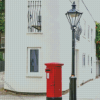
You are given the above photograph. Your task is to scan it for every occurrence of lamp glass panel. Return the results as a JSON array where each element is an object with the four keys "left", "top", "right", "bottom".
[
  {"left": 66, "top": 12, "right": 82, "bottom": 27},
  {"left": 70, "top": 13, "right": 79, "bottom": 18}
]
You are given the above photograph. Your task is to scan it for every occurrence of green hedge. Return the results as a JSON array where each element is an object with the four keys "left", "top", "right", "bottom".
[
  {"left": 0, "top": 52, "right": 4, "bottom": 61},
  {"left": 95, "top": 22, "right": 100, "bottom": 60}
]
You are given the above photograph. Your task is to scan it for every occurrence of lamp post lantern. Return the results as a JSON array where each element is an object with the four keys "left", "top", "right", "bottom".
[{"left": 65, "top": 1, "right": 83, "bottom": 100}]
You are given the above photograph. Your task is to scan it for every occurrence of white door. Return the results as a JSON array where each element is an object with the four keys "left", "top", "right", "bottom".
[{"left": 75, "top": 50, "right": 79, "bottom": 87}]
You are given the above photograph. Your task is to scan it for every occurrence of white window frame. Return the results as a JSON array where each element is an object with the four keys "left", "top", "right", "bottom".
[
  {"left": 88, "top": 55, "right": 89, "bottom": 66},
  {"left": 88, "top": 25, "right": 90, "bottom": 39},
  {"left": 27, "top": 0, "right": 42, "bottom": 34},
  {"left": 91, "top": 57, "right": 92, "bottom": 66},
  {"left": 82, "top": 54, "right": 85, "bottom": 67},
  {"left": 26, "top": 47, "right": 42, "bottom": 77},
  {"left": 84, "top": 20, "right": 86, "bottom": 36},
  {"left": 91, "top": 29, "right": 93, "bottom": 41}
]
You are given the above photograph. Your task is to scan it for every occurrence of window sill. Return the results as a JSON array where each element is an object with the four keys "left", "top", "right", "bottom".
[
  {"left": 26, "top": 73, "right": 43, "bottom": 78},
  {"left": 27, "top": 32, "right": 43, "bottom": 34}
]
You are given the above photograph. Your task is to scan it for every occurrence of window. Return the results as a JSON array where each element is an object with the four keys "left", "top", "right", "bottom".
[
  {"left": 91, "top": 29, "right": 93, "bottom": 41},
  {"left": 88, "top": 55, "right": 89, "bottom": 65},
  {"left": 27, "top": 47, "right": 42, "bottom": 77},
  {"left": 88, "top": 26, "right": 90, "bottom": 39},
  {"left": 82, "top": 54, "right": 85, "bottom": 66},
  {"left": 84, "top": 21, "right": 86, "bottom": 35},
  {"left": 91, "top": 57, "right": 92, "bottom": 66},
  {"left": 30, "top": 50, "right": 39, "bottom": 72},
  {"left": 28, "top": 0, "right": 41, "bottom": 33},
  {"left": 27, "top": 47, "right": 42, "bottom": 75}
]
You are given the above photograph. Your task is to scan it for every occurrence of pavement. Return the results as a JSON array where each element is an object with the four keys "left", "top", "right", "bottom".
[
  {"left": 0, "top": 72, "right": 100, "bottom": 100},
  {"left": 0, "top": 72, "right": 4, "bottom": 89}
]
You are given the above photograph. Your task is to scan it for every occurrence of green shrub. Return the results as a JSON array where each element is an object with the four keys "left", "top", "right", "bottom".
[
  {"left": 0, "top": 52, "right": 4, "bottom": 61},
  {"left": 95, "top": 22, "right": 100, "bottom": 59}
]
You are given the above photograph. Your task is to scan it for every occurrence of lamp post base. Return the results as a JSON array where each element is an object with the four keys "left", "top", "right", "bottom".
[
  {"left": 46, "top": 97, "right": 62, "bottom": 100},
  {"left": 69, "top": 76, "right": 77, "bottom": 100}
]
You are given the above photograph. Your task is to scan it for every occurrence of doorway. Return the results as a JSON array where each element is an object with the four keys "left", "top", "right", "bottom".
[{"left": 75, "top": 50, "right": 79, "bottom": 87}]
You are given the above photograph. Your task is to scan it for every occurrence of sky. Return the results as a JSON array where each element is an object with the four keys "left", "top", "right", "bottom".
[{"left": 82, "top": 0, "right": 100, "bottom": 23}]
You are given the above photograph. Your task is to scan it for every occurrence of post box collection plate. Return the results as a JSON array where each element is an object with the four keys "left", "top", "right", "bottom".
[{"left": 47, "top": 73, "right": 49, "bottom": 79}]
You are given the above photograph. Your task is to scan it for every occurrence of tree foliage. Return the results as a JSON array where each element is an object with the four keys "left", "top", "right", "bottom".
[
  {"left": 0, "top": 0, "right": 5, "bottom": 34},
  {"left": 0, "top": 52, "right": 4, "bottom": 61},
  {"left": 95, "top": 22, "right": 100, "bottom": 59}
]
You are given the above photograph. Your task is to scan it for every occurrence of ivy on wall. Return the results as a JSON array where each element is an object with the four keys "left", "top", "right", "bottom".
[{"left": 95, "top": 22, "right": 100, "bottom": 60}]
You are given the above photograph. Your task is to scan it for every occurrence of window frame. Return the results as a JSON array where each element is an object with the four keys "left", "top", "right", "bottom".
[
  {"left": 88, "top": 25, "right": 90, "bottom": 39},
  {"left": 27, "top": 47, "right": 42, "bottom": 77},
  {"left": 27, "top": 0, "right": 43, "bottom": 34},
  {"left": 84, "top": 20, "right": 86, "bottom": 36},
  {"left": 91, "top": 57, "right": 92, "bottom": 66},
  {"left": 88, "top": 55, "right": 89, "bottom": 66},
  {"left": 82, "top": 54, "right": 85, "bottom": 67},
  {"left": 91, "top": 28, "right": 93, "bottom": 41}
]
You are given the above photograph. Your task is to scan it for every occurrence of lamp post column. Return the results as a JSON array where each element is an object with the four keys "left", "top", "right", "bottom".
[
  {"left": 69, "top": 26, "right": 77, "bottom": 100},
  {"left": 65, "top": 1, "right": 83, "bottom": 100}
]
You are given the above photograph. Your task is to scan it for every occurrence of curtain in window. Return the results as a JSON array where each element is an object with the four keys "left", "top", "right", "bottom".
[{"left": 30, "top": 50, "right": 38, "bottom": 72}]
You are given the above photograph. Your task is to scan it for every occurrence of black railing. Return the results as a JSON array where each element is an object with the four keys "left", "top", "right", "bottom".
[
  {"left": 28, "top": 0, "right": 41, "bottom": 32},
  {"left": 0, "top": 44, "right": 5, "bottom": 48}
]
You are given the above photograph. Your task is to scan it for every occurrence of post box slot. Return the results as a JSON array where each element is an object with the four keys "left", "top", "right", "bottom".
[{"left": 46, "top": 69, "right": 51, "bottom": 71}]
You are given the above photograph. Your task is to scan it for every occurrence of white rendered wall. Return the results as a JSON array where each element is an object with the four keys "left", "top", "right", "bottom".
[
  {"left": 5, "top": 0, "right": 96, "bottom": 92},
  {"left": 76, "top": 0, "right": 96, "bottom": 85},
  {"left": 5, "top": 0, "right": 72, "bottom": 92}
]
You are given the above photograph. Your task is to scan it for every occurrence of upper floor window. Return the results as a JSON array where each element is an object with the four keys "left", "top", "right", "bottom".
[
  {"left": 88, "top": 25, "right": 90, "bottom": 39},
  {"left": 82, "top": 54, "right": 85, "bottom": 66},
  {"left": 91, "top": 57, "right": 92, "bottom": 66},
  {"left": 84, "top": 21, "right": 86, "bottom": 36},
  {"left": 28, "top": 0, "right": 41, "bottom": 33},
  {"left": 91, "top": 29, "right": 93, "bottom": 41},
  {"left": 88, "top": 55, "right": 89, "bottom": 65}
]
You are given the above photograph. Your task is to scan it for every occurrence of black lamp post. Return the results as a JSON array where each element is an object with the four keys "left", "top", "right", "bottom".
[{"left": 65, "top": 1, "right": 83, "bottom": 100}]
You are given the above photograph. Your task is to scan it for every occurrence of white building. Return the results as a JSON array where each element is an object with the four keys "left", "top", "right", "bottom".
[{"left": 5, "top": 0, "right": 96, "bottom": 93}]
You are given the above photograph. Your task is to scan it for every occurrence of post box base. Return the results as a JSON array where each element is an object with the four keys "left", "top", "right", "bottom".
[{"left": 46, "top": 97, "right": 62, "bottom": 100}]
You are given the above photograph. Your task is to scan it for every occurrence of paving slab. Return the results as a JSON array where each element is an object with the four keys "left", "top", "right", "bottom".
[{"left": 0, "top": 72, "right": 100, "bottom": 100}]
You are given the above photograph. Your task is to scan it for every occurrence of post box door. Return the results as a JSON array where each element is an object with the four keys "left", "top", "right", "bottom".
[
  {"left": 46, "top": 68, "right": 55, "bottom": 97},
  {"left": 54, "top": 67, "right": 62, "bottom": 97}
]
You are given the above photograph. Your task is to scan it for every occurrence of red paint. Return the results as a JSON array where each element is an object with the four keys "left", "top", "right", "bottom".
[{"left": 45, "top": 62, "right": 64, "bottom": 98}]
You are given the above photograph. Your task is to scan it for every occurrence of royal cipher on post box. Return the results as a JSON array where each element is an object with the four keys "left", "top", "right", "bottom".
[{"left": 45, "top": 62, "right": 64, "bottom": 100}]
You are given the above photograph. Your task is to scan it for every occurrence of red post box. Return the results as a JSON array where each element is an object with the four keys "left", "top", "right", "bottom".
[{"left": 45, "top": 62, "right": 64, "bottom": 100}]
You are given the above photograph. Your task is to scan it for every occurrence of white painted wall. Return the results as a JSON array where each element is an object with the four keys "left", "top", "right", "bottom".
[
  {"left": 5, "top": 0, "right": 96, "bottom": 92},
  {"left": 76, "top": 0, "right": 96, "bottom": 85}
]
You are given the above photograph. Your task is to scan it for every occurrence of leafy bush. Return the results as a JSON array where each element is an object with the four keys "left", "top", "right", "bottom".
[
  {"left": 0, "top": 0, "right": 5, "bottom": 34},
  {"left": 0, "top": 52, "right": 4, "bottom": 61},
  {"left": 95, "top": 22, "right": 100, "bottom": 59}
]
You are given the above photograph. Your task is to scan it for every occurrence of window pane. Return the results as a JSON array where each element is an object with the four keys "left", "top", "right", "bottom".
[
  {"left": 88, "top": 26, "right": 90, "bottom": 39},
  {"left": 30, "top": 50, "right": 39, "bottom": 72},
  {"left": 91, "top": 57, "right": 92, "bottom": 66},
  {"left": 84, "top": 55, "right": 85, "bottom": 66}
]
